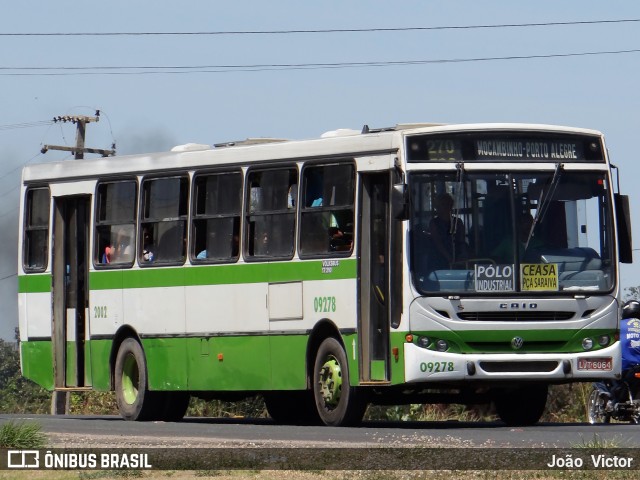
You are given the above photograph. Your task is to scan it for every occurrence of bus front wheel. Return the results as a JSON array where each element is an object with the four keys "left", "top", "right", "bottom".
[
  {"left": 494, "top": 384, "right": 548, "bottom": 426},
  {"left": 114, "top": 338, "right": 159, "bottom": 421},
  {"left": 313, "top": 337, "right": 366, "bottom": 426}
]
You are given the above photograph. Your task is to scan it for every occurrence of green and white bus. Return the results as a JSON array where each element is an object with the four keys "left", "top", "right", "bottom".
[{"left": 18, "top": 123, "right": 633, "bottom": 426}]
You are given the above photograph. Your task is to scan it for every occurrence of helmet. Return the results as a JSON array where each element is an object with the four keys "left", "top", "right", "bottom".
[{"left": 622, "top": 300, "right": 640, "bottom": 319}]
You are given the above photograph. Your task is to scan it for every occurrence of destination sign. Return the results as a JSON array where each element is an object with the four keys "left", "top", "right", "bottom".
[
  {"left": 406, "top": 132, "right": 603, "bottom": 163},
  {"left": 475, "top": 139, "right": 582, "bottom": 161},
  {"left": 475, "top": 264, "right": 515, "bottom": 292},
  {"left": 521, "top": 263, "right": 559, "bottom": 292}
]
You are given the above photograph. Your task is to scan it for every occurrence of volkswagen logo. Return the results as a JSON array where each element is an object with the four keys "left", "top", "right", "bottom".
[{"left": 511, "top": 337, "right": 524, "bottom": 350}]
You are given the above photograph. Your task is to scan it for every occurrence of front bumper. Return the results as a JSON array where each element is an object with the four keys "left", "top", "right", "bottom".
[{"left": 404, "top": 342, "right": 620, "bottom": 382}]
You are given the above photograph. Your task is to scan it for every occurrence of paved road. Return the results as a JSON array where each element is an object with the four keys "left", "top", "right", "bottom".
[{"left": 3, "top": 414, "right": 640, "bottom": 448}]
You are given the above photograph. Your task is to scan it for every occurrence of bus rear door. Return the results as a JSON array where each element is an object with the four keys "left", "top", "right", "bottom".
[{"left": 52, "top": 196, "right": 91, "bottom": 396}]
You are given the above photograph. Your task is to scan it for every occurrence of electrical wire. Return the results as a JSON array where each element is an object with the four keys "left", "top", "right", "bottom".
[
  {"left": 0, "top": 120, "right": 54, "bottom": 131},
  {"left": 0, "top": 272, "right": 17, "bottom": 282},
  {"left": 0, "top": 48, "right": 638, "bottom": 76},
  {"left": 1, "top": 18, "right": 639, "bottom": 36}
]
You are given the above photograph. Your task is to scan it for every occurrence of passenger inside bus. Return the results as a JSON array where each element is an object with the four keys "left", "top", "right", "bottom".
[
  {"left": 141, "top": 228, "right": 155, "bottom": 262},
  {"left": 102, "top": 245, "right": 114, "bottom": 264},
  {"left": 114, "top": 227, "right": 134, "bottom": 263}
]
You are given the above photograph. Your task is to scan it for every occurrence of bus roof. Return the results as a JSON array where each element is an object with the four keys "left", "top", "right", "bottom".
[{"left": 22, "top": 122, "right": 604, "bottom": 184}]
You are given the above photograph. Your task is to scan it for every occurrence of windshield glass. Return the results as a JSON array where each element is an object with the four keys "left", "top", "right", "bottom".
[{"left": 409, "top": 171, "right": 614, "bottom": 294}]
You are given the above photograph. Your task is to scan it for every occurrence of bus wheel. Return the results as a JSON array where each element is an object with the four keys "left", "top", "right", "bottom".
[
  {"left": 494, "top": 384, "right": 548, "bottom": 426},
  {"left": 264, "top": 390, "right": 320, "bottom": 425},
  {"left": 158, "top": 392, "right": 191, "bottom": 422},
  {"left": 114, "top": 338, "right": 158, "bottom": 421},
  {"left": 313, "top": 337, "right": 366, "bottom": 426}
]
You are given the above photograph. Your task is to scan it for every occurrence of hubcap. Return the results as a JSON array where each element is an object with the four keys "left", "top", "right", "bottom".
[
  {"left": 318, "top": 355, "right": 342, "bottom": 409},
  {"left": 121, "top": 353, "right": 139, "bottom": 405}
]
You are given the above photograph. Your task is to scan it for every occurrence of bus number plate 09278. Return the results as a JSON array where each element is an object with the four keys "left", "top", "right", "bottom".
[{"left": 577, "top": 357, "right": 612, "bottom": 371}]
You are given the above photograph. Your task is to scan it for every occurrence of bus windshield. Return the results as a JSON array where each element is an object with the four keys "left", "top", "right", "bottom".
[{"left": 409, "top": 170, "right": 614, "bottom": 295}]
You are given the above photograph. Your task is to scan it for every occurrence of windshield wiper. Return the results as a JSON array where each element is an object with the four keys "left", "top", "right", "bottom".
[
  {"left": 451, "top": 162, "right": 465, "bottom": 235},
  {"left": 525, "top": 162, "right": 563, "bottom": 250}
]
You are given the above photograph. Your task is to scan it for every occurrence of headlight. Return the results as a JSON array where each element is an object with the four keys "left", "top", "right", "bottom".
[
  {"left": 418, "top": 336, "right": 430, "bottom": 348},
  {"left": 597, "top": 335, "right": 610, "bottom": 347},
  {"left": 435, "top": 339, "right": 449, "bottom": 352},
  {"left": 582, "top": 338, "right": 594, "bottom": 350}
]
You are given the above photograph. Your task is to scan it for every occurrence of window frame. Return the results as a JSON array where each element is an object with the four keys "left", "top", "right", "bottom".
[
  {"left": 22, "top": 186, "right": 51, "bottom": 273},
  {"left": 243, "top": 164, "right": 298, "bottom": 262},
  {"left": 190, "top": 169, "right": 243, "bottom": 264},
  {"left": 298, "top": 160, "right": 356, "bottom": 259},
  {"left": 93, "top": 179, "right": 138, "bottom": 269},
  {"left": 139, "top": 173, "right": 190, "bottom": 267}
]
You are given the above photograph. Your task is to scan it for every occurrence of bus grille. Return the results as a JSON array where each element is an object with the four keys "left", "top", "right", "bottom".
[
  {"left": 467, "top": 341, "right": 567, "bottom": 353},
  {"left": 457, "top": 311, "right": 574, "bottom": 321},
  {"left": 479, "top": 361, "right": 559, "bottom": 373}
]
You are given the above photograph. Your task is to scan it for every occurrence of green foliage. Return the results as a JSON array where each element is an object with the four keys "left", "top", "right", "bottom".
[
  {"left": 0, "top": 336, "right": 50, "bottom": 414},
  {"left": 0, "top": 420, "right": 47, "bottom": 449},
  {"left": 79, "top": 471, "right": 144, "bottom": 479},
  {"left": 575, "top": 433, "right": 623, "bottom": 448},
  {"left": 624, "top": 286, "right": 640, "bottom": 300},
  {"left": 366, "top": 403, "right": 493, "bottom": 422},
  {"left": 187, "top": 395, "right": 267, "bottom": 418},
  {"left": 542, "top": 383, "right": 591, "bottom": 423},
  {"left": 70, "top": 391, "right": 119, "bottom": 415}
]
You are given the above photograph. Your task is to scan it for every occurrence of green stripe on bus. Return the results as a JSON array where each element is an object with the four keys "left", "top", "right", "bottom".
[
  {"left": 18, "top": 274, "right": 51, "bottom": 294},
  {"left": 90, "top": 259, "right": 357, "bottom": 290},
  {"left": 18, "top": 259, "right": 357, "bottom": 293}
]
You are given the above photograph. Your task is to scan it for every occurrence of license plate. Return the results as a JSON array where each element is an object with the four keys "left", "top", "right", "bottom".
[{"left": 577, "top": 357, "right": 612, "bottom": 371}]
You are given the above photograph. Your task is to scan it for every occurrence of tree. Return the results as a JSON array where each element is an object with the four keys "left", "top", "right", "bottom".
[
  {"left": 624, "top": 286, "right": 640, "bottom": 301},
  {"left": 0, "top": 331, "right": 49, "bottom": 414}
]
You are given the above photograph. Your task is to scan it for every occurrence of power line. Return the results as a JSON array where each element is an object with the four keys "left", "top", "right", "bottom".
[
  {"left": 0, "top": 272, "right": 17, "bottom": 282},
  {"left": 0, "top": 48, "right": 638, "bottom": 76},
  {"left": 0, "top": 120, "right": 54, "bottom": 131},
  {"left": 1, "top": 18, "right": 639, "bottom": 36}
]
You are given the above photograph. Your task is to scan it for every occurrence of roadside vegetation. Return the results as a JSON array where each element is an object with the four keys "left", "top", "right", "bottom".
[
  {"left": 0, "top": 420, "right": 47, "bottom": 449},
  {"left": 1, "top": 336, "right": 592, "bottom": 422}
]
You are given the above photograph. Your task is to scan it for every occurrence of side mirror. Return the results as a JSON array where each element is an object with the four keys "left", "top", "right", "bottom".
[
  {"left": 615, "top": 193, "right": 633, "bottom": 264},
  {"left": 392, "top": 183, "right": 409, "bottom": 220}
]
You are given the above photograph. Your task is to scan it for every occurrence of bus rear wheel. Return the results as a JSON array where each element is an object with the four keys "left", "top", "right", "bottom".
[
  {"left": 114, "top": 338, "right": 159, "bottom": 421},
  {"left": 313, "top": 337, "right": 366, "bottom": 426},
  {"left": 264, "top": 390, "right": 320, "bottom": 425},
  {"left": 157, "top": 392, "right": 191, "bottom": 422},
  {"left": 494, "top": 384, "right": 548, "bottom": 426}
]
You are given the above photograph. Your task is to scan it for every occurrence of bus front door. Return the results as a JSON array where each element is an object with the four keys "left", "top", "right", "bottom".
[
  {"left": 52, "top": 196, "right": 90, "bottom": 395},
  {"left": 358, "top": 172, "right": 391, "bottom": 382}
]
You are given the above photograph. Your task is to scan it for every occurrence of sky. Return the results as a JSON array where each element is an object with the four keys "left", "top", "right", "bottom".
[{"left": 1, "top": 1, "right": 640, "bottom": 340}]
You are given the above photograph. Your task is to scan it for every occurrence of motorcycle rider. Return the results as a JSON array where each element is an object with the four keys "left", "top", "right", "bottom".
[{"left": 609, "top": 300, "right": 640, "bottom": 408}]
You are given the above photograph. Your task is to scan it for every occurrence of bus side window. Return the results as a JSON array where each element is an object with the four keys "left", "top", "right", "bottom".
[
  {"left": 23, "top": 187, "right": 51, "bottom": 272},
  {"left": 191, "top": 171, "right": 242, "bottom": 263},
  {"left": 140, "top": 176, "right": 188, "bottom": 265},
  {"left": 245, "top": 167, "right": 297, "bottom": 259},
  {"left": 299, "top": 163, "right": 355, "bottom": 257},
  {"left": 94, "top": 180, "right": 137, "bottom": 267}
]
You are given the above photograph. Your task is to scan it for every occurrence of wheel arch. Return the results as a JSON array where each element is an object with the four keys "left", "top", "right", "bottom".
[
  {"left": 305, "top": 318, "right": 345, "bottom": 389},
  {"left": 109, "top": 325, "right": 142, "bottom": 390}
]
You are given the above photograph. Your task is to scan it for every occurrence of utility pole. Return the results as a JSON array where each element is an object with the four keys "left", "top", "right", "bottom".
[
  {"left": 41, "top": 110, "right": 116, "bottom": 159},
  {"left": 43, "top": 111, "right": 115, "bottom": 416}
]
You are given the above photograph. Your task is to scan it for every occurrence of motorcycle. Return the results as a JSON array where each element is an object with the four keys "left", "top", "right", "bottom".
[{"left": 588, "top": 365, "right": 640, "bottom": 424}]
